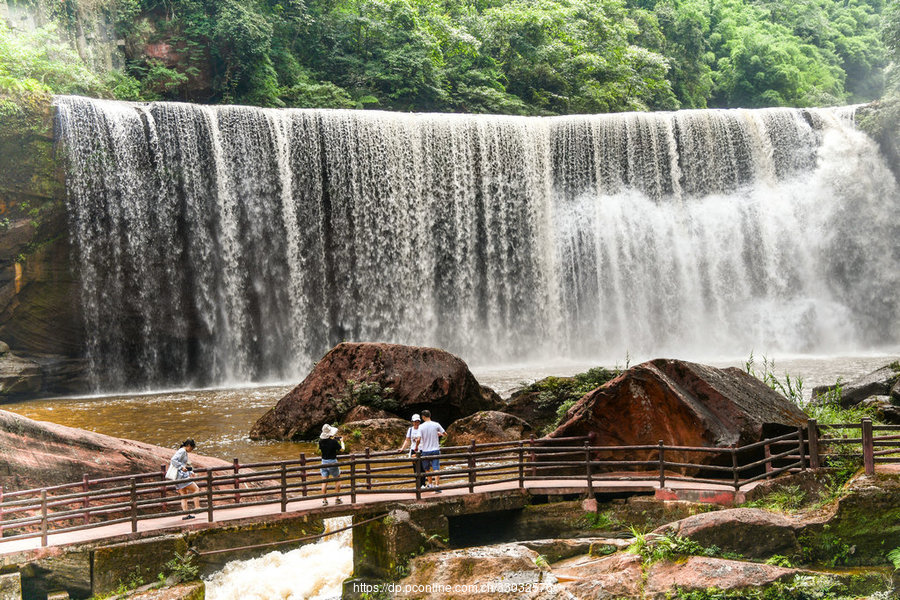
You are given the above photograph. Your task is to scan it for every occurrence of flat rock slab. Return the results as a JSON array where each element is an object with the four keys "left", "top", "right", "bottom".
[
  {"left": 645, "top": 556, "right": 797, "bottom": 599},
  {"left": 653, "top": 507, "right": 801, "bottom": 558},
  {"left": 127, "top": 582, "right": 204, "bottom": 600},
  {"left": 520, "top": 538, "right": 630, "bottom": 563}
]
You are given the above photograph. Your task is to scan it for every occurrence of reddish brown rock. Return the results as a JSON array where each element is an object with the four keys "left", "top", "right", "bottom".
[
  {"left": 653, "top": 508, "right": 801, "bottom": 558},
  {"left": 549, "top": 359, "right": 808, "bottom": 468},
  {"left": 554, "top": 552, "right": 644, "bottom": 599},
  {"left": 444, "top": 411, "right": 534, "bottom": 447},
  {"left": 644, "top": 556, "right": 797, "bottom": 599},
  {"left": 250, "top": 342, "right": 500, "bottom": 441},
  {"left": 338, "top": 418, "right": 409, "bottom": 452},
  {"left": 0, "top": 409, "right": 232, "bottom": 492}
]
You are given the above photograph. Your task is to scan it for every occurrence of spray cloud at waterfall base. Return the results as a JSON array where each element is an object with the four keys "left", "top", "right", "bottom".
[{"left": 55, "top": 97, "right": 900, "bottom": 392}]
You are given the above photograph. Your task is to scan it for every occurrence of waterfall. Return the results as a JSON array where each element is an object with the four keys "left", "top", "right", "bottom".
[{"left": 55, "top": 96, "right": 900, "bottom": 391}]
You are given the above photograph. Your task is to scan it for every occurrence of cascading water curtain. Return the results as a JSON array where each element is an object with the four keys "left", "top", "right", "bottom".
[{"left": 55, "top": 97, "right": 900, "bottom": 391}]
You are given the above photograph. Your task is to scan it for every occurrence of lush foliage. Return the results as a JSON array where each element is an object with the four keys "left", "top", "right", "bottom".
[{"left": 1, "top": 0, "right": 894, "bottom": 113}]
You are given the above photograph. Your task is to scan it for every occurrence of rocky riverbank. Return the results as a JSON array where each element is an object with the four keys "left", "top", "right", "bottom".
[{"left": 377, "top": 469, "right": 900, "bottom": 599}]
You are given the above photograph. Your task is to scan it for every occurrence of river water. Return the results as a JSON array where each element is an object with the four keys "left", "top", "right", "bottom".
[{"left": 3, "top": 354, "right": 897, "bottom": 464}]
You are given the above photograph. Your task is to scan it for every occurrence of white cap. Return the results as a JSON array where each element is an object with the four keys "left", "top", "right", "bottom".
[{"left": 411, "top": 414, "right": 421, "bottom": 422}]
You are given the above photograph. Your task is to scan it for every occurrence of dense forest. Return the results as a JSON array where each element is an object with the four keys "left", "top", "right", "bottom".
[{"left": 0, "top": 0, "right": 898, "bottom": 114}]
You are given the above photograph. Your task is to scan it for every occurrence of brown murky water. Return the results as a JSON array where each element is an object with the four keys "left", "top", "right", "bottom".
[{"left": 3, "top": 355, "right": 897, "bottom": 464}]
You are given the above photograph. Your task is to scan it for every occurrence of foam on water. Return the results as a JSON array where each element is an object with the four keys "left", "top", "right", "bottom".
[{"left": 205, "top": 516, "right": 352, "bottom": 600}]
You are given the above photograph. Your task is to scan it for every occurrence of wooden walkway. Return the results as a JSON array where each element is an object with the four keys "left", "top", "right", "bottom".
[{"left": 0, "top": 476, "right": 758, "bottom": 557}]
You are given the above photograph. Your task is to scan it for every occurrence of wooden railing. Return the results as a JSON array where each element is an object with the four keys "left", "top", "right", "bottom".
[{"left": 1, "top": 419, "right": 896, "bottom": 548}]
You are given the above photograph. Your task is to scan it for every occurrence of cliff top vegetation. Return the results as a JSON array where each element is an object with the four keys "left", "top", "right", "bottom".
[{"left": 0, "top": 0, "right": 897, "bottom": 114}]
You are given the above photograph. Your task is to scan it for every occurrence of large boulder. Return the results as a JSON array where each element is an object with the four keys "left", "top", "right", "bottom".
[
  {"left": 0, "top": 409, "right": 232, "bottom": 491},
  {"left": 549, "top": 359, "right": 808, "bottom": 467},
  {"left": 812, "top": 362, "right": 900, "bottom": 407},
  {"left": 652, "top": 507, "right": 801, "bottom": 559},
  {"left": 250, "top": 342, "right": 500, "bottom": 441},
  {"left": 444, "top": 411, "right": 534, "bottom": 447}
]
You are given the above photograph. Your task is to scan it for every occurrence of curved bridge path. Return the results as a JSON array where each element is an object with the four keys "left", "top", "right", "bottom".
[{"left": 0, "top": 476, "right": 758, "bottom": 557}]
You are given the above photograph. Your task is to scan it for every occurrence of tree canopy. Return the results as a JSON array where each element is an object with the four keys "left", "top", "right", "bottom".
[{"left": 0, "top": 0, "right": 894, "bottom": 113}]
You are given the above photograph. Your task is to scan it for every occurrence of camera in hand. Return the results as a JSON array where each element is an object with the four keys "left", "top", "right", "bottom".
[{"left": 185, "top": 465, "right": 193, "bottom": 472}]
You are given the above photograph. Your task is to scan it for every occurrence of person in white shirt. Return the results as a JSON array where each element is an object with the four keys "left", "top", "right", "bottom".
[
  {"left": 398, "top": 414, "right": 425, "bottom": 487},
  {"left": 417, "top": 410, "right": 445, "bottom": 491}
]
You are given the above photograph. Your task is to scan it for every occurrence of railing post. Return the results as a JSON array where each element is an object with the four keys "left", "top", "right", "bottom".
[
  {"left": 40, "top": 489, "right": 48, "bottom": 547},
  {"left": 160, "top": 465, "right": 169, "bottom": 510},
  {"left": 796, "top": 427, "right": 807, "bottom": 471},
  {"left": 658, "top": 440, "right": 665, "bottom": 489},
  {"left": 862, "top": 418, "right": 875, "bottom": 476},
  {"left": 731, "top": 445, "right": 740, "bottom": 491},
  {"left": 300, "top": 453, "right": 308, "bottom": 497},
  {"left": 807, "top": 419, "right": 820, "bottom": 470},
  {"left": 350, "top": 456, "right": 357, "bottom": 504},
  {"left": 0, "top": 485, "right": 3, "bottom": 537},
  {"left": 529, "top": 436, "right": 536, "bottom": 478},
  {"left": 130, "top": 478, "right": 138, "bottom": 533},
  {"left": 280, "top": 464, "right": 287, "bottom": 512},
  {"left": 365, "top": 447, "right": 372, "bottom": 490},
  {"left": 414, "top": 451, "right": 422, "bottom": 500},
  {"left": 518, "top": 441, "right": 525, "bottom": 488},
  {"left": 233, "top": 458, "right": 241, "bottom": 504},
  {"left": 206, "top": 470, "right": 214, "bottom": 522},
  {"left": 468, "top": 441, "right": 476, "bottom": 493},
  {"left": 764, "top": 443, "right": 773, "bottom": 474},
  {"left": 82, "top": 474, "right": 90, "bottom": 524},
  {"left": 584, "top": 441, "right": 594, "bottom": 499}
]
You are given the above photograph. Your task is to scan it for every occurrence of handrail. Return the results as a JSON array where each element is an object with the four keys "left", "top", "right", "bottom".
[{"left": 4, "top": 419, "right": 895, "bottom": 547}]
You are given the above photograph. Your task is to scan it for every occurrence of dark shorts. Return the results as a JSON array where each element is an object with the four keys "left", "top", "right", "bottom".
[
  {"left": 421, "top": 450, "right": 440, "bottom": 471},
  {"left": 320, "top": 459, "right": 340, "bottom": 478}
]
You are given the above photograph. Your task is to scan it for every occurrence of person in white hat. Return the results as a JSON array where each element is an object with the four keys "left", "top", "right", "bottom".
[
  {"left": 398, "top": 414, "right": 422, "bottom": 456},
  {"left": 398, "top": 414, "right": 425, "bottom": 488},
  {"left": 319, "top": 424, "right": 345, "bottom": 505}
]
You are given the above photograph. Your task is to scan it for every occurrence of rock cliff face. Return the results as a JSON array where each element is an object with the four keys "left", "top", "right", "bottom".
[
  {"left": 0, "top": 91, "right": 86, "bottom": 398},
  {"left": 250, "top": 342, "right": 501, "bottom": 441}
]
